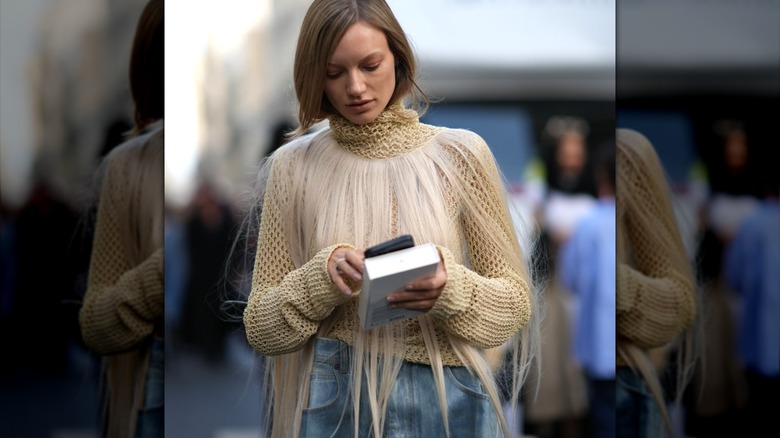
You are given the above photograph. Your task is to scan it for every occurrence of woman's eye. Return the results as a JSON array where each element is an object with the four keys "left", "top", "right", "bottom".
[
  {"left": 364, "top": 64, "right": 380, "bottom": 71},
  {"left": 326, "top": 71, "right": 342, "bottom": 79}
]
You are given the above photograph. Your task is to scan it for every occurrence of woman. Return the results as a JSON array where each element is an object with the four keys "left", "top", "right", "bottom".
[
  {"left": 615, "top": 128, "right": 699, "bottom": 437},
  {"left": 78, "top": 0, "right": 164, "bottom": 437},
  {"left": 239, "top": 0, "right": 540, "bottom": 437}
]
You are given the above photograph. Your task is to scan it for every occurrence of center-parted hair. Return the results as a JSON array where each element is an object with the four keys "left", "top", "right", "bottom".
[{"left": 292, "top": 0, "right": 425, "bottom": 135}]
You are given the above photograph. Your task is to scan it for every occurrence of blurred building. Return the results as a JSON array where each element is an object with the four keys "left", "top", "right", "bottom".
[
  {"left": 165, "top": 0, "right": 312, "bottom": 208},
  {"left": 19, "top": 0, "right": 149, "bottom": 210}
]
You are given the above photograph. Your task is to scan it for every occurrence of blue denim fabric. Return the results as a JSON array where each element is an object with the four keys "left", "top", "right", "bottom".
[
  {"left": 616, "top": 367, "right": 664, "bottom": 438},
  {"left": 136, "top": 336, "right": 164, "bottom": 438},
  {"left": 587, "top": 376, "right": 616, "bottom": 438},
  {"left": 300, "top": 338, "right": 501, "bottom": 437}
]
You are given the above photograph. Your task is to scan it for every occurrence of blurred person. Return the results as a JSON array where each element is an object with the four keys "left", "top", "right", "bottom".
[
  {"left": 541, "top": 116, "right": 597, "bottom": 247},
  {"left": 543, "top": 116, "right": 596, "bottom": 197},
  {"left": 518, "top": 116, "right": 595, "bottom": 438},
  {"left": 681, "top": 267, "right": 746, "bottom": 438},
  {"left": 681, "top": 118, "right": 761, "bottom": 437},
  {"left": 723, "top": 172, "right": 780, "bottom": 437},
  {"left": 707, "top": 119, "right": 764, "bottom": 199},
  {"left": 705, "top": 120, "right": 762, "bottom": 244},
  {"left": 615, "top": 128, "right": 699, "bottom": 438},
  {"left": 520, "top": 231, "right": 588, "bottom": 438},
  {"left": 179, "top": 182, "right": 237, "bottom": 365},
  {"left": 683, "top": 232, "right": 746, "bottom": 437},
  {"left": 4, "top": 175, "right": 81, "bottom": 376},
  {"left": 0, "top": 202, "right": 18, "bottom": 378},
  {"left": 0, "top": 202, "right": 15, "bottom": 321},
  {"left": 232, "top": 0, "right": 541, "bottom": 436},
  {"left": 77, "top": 1, "right": 164, "bottom": 437},
  {"left": 559, "top": 139, "right": 616, "bottom": 438}
]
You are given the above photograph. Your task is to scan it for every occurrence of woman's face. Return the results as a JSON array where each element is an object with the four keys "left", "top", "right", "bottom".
[
  {"left": 556, "top": 132, "right": 586, "bottom": 174},
  {"left": 723, "top": 131, "right": 748, "bottom": 170},
  {"left": 324, "top": 21, "right": 396, "bottom": 124}
]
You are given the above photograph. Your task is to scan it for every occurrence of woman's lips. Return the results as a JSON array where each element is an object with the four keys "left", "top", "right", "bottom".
[{"left": 347, "top": 100, "right": 372, "bottom": 112}]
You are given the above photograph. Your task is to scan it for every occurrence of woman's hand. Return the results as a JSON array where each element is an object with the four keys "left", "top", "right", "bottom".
[
  {"left": 328, "top": 248, "right": 365, "bottom": 296},
  {"left": 386, "top": 255, "right": 447, "bottom": 312}
]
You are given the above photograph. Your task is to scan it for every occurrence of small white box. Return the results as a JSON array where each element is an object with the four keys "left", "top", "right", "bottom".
[{"left": 358, "top": 243, "right": 440, "bottom": 330}]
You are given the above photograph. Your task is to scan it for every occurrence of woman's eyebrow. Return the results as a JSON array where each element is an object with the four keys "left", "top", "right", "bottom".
[{"left": 327, "top": 51, "right": 384, "bottom": 68}]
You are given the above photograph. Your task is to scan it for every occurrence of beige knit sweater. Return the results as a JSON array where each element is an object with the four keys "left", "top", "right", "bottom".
[
  {"left": 244, "top": 105, "right": 531, "bottom": 366},
  {"left": 79, "top": 124, "right": 164, "bottom": 355},
  {"left": 616, "top": 128, "right": 696, "bottom": 355}
]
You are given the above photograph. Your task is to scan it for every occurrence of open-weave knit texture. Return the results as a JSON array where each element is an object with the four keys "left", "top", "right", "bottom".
[
  {"left": 244, "top": 106, "right": 531, "bottom": 366},
  {"left": 329, "top": 102, "right": 442, "bottom": 159},
  {"left": 79, "top": 127, "right": 164, "bottom": 355},
  {"left": 616, "top": 128, "right": 695, "bottom": 356}
]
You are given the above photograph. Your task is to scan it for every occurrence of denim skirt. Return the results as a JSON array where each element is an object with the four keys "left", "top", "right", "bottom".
[{"left": 300, "top": 337, "right": 501, "bottom": 438}]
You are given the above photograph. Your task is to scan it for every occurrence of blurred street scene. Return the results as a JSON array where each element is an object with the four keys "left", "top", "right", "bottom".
[
  {"left": 618, "top": 1, "right": 779, "bottom": 437},
  {"left": 2, "top": 0, "right": 776, "bottom": 437}
]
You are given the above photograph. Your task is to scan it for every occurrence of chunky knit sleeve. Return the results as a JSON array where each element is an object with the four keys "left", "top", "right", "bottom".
[
  {"left": 428, "top": 132, "right": 532, "bottom": 348},
  {"left": 616, "top": 128, "right": 695, "bottom": 349},
  {"left": 243, "top": 153, "right": 352, "bottom": 356},
  {"left": 79, "top": 150, "right": 163, "bottom": 355}
]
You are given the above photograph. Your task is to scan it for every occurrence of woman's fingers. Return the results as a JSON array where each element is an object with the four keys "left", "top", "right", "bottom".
[
  {"left": 395, "top": 302, "right": 437, "bottom": 312},
  {"left": 386, "top": 259, "right": 447, "bottom": 311},
  {"left": 388, "top": 295, "right": 439, "bottom": 311},
  {"left": 328, "top": 248, "right": 365, "bottom": 296},
  {"left": 386, "top": 288, "right": 441, "bottom": 312},
  {"left": 338, "top": 252, "right": 363, "bottom": 281},
  {"left": 330, "top": 270, "right": 352, "bottom": 296}
]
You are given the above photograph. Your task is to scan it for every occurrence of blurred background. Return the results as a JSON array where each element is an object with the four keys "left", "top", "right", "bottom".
[
  {"left": 1, "top": 0, "right": 616, "bottom": 437},
  {"left": 15, "top": 1, "right": 776, "bottom": 438},
  {"left": 163, "top": 1, "right": 615, "bottom": 438},
  {"left": 617, "top": 1, "right": 779, "bottom": 437},
  {"left": 2, "top": 0, "right": 776, "bottom": 436},
  {"left": 1, "top": 0, "right": 154, "bottom": 436}
]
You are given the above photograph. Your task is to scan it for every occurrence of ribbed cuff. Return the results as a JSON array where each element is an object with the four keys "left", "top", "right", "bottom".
[{"left": 428, "top": 245, "right": 466, "bottom": 320}]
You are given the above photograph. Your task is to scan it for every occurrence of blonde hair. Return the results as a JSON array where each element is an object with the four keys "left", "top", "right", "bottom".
[
  {"left": 88, "top": 127, "right": 164, "bottom": 438},
  {"left": 616, "top": 128, "right": 701, "bottom": 437},
  {"left": 111, "top": 131, "right": 164, "bottom": 265},
  {"left": 231, "top": 124, "right": 541, "bottom": 437},
  {"left": 291, "top": 0, "right": 428, "bottom": 137}
]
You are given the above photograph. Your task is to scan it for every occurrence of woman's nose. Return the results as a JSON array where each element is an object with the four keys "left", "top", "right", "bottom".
[{"left": 347, "top": 71, "right": 365, "bottom": 97}]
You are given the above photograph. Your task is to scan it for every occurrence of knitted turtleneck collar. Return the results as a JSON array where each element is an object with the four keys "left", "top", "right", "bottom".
[{"left": 328, "top": 102, "right": 442, "bottom": 159}]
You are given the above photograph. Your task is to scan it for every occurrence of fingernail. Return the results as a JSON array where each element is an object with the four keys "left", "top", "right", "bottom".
[
  {"left": 353, "top": 273, "right": 362, "bottom": 281},
  {"left": 405, "top": 285, "right": 413, "bottom": 290},
  {"left": 343, "top": 289, "right": 352, "bottom": 296},
  {"left": 387, "top": 296, "right": 395, "bottom": 302}
]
